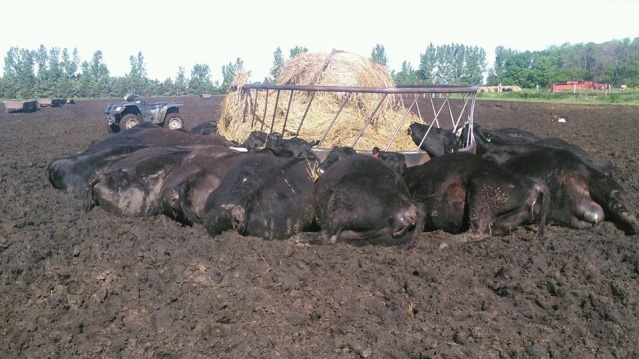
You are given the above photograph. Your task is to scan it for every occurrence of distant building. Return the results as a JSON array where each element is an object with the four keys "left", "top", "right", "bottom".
[{"left": 551, "top": 80, "right": 606, "bottom": 92}]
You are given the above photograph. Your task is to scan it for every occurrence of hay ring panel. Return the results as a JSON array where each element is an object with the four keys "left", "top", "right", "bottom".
[
  {"left": 217, "top": 50, "right": 477, "bottom": 166},
  {"left": 219, "top": 84, "right": 478, "bottom": 167}
]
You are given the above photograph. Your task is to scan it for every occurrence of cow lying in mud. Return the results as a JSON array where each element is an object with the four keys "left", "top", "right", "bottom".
[
  {"left": 47, "top": 142, "right": 148, "bottom": 199},
  {"left": 499, "top": 147, "right": 638, "bottom": 235},
  {"left": 403, "top": 152, "right": 550, "bottom": 241},
  {"left": 89, "top": 145, "right": 197, "bottom": 216},
  {"left": 312, "top": 146, "right": 422, "bottom": 246},
  {"left": 165, "top": 136, "right": 321, "bottom": 227},
  {"left": 444, "top": 123, "right": 635, "bottom": 235},
  {"left": 47, "top": 123, "right": 229, "bottom": 199},
  {"left": 47, "top": 122, "right": 637, "bottom": 244},
  {"left": 457, "top": 124, "right": 635, "bottom": 235},
  {"left": 410, "top": 121, "right": 615, "bottom": 177},
  {"left": 159, "top": 146, "right": 253, "bottom": 225},
  {"left": 48, "top": 126, "right": 325, "bottom": 240},
  {"left": 202, "top": 153, "right": 318, "bottom": 240},
  {"left": 469, "top": 123, "right": 615, "bottom": 175}
]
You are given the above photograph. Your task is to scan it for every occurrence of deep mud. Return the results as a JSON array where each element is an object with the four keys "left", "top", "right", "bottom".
[{"left": 1, "top": 96, "right": 638, "bottom": 358}]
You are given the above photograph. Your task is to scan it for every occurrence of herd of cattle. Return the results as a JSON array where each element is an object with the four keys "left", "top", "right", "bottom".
[{"left": 46, "top": 120, "right": 638, "bottom": 246}]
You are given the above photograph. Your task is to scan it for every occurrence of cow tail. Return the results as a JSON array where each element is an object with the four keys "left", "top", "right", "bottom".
[
  {"left": 46, "top": 163, "right": 61, "bottom": 190},
  {"left": 83, "top": 175, "right": 99, "bottom": 212},
  {"left": 230, "top": 205, "right": 248, "bottom": 235},
  {"left": 406, "top": 202, "right": 424, "bottom": 249},
  {"left": 536, "top": 181, "right": 550, "bottom": 239},
  {"left": 178, "top": 180, "right": 198, "bottom": 226}
]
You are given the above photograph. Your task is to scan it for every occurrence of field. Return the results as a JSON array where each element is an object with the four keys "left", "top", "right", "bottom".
[{"left": 1, "top": 96, "right": 638, "bottom": 358}]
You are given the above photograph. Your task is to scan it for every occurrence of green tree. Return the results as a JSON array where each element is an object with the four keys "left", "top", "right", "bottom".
[
  {"left": 125, "top": 51, "right": 147, "bottom": 94},
  {"left": 145, "top": 79, "right": 161, "bottom": 97},
  {"left": 487, "top": 46, "right": 516, "bottom": 85},
  {"left": 2, "top": 47, "right": 36, "bottom": 98},
  {"left": 502, "top": 51, "right": 535, "bottom": 87},
  {"left": 34, "top": 45, "right": 49, "bottom": 77},
  {"left": 32, "top": 44, "right": 53, "bottom": 97},
  {"left": 221, "top": 57, "right": 244, "bottom": 92},
  {"left": 436, "top": 44, "right": 462, "bottom": 84},
  {"left": 528, "top": 53, "right": 559, "bottom": 88},
  {"left": 479, "top": 40, "right": 639, "bottom": 88},
  {"left": 594, "top": 38, "right": 639, "bottom": 85},
  {"left": 417, "top": 43, "right": 437, "bottom": 83},
  {"left": 0, "top": 77, "right": 5, "bottom": 98},
  {"left": 618, "top": 37, "right": 639, "bottom": 86},
  {"left": 289, "top": 46, "right": 308, "bottom": 58},
  {"left": 174, "top": 67, "right": 188, "bottom": 96},
  {"left": 371, "top": 44, "right": 388, "bottom": 68},
  {"left": 31, "top": 45, "right": 71, "bottom": 97},
  {"left": 417, "top": 43, "right": 485, "bottom": 85},
  {"left": 462, "top": 46, "right": 487, "bottom": 85},
  {"left": 61, "top": 48, "right": 80, "bottom": 79},
  {"left": 270, "top": 47, "right": 284, "bottom": 81},
  {"left": 189, "top": 63, "right": 213, "bottom": 95},
  {"left": 59, "top": 47, "right": 80, "bottom": 97},
  {"left": 47, "top": 47, "right": 64, "bottom": 92},
  {"left": 393, "top": 61, "right": 419, "bottom": 84},
  {"left": 78, "top": 50, "right": 110, "bottom": 98},
  {"left": 158, "top": 77, "right": 176, "bottom": 96},
  {"left": 110, "top": 76, "right": 129, "bottom": 97}
]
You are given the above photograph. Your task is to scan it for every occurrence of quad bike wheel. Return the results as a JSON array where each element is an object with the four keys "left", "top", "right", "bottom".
[
  {"left": 120, "top": 114, "right": 142, "bottom": 131},
  {"left": 164, "top": 114, "right": 184, "bottom": 130}
]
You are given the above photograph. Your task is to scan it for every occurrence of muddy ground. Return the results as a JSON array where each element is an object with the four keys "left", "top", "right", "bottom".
[{"left": 1, "top": 95, "right": 638, "bottom": 358}]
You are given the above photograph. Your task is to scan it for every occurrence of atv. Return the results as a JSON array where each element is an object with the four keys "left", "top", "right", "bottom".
[{"left": 105, "top": 93, "right": 185, "bottom": 133}]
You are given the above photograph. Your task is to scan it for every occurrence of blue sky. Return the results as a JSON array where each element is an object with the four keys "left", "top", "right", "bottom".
[{"left": 1, "top": 0, "right": 637, "bottom": 83}]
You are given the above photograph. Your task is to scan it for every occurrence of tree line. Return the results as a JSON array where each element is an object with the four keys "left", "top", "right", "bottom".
[{"left": 1, "top": 37, "right": 638, "bottom": 99}]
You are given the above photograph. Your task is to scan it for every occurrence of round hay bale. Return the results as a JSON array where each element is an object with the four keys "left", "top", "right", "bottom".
[
  {"left": 276, "top": 50, "right": 394, "bottom": 88},
  {"left": 218, "top": 50, "right": 421, "bottom": 151}
]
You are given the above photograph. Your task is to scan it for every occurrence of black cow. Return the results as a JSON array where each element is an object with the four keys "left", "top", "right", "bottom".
[
  {"left": 501, "top": 147, "right": 638, "bottom": 235},
  {"left": 469, "top": 124, "right": 541, "bottom": 153},
  {"left": 372, "top": 147, "right": 408, "bottom": 176},
  {"left": 316, "top": 146, "right": 357, "bottom": 176},
  {"left": 159, "top": 146, "right": 257, "bottom": 225},
  {"left": 160, "top": 137, "right": 324, "bottom": 226},
  {"left": 241, "top": 130, "right": 283, "bottom": 151},
  {"left": 202, "top": 154, "right": 318, "bottom": 240},
  {"left": 48, "top": 126, "right": 165, "bottom": 196},
  {"left": 47, "top": 142, "right": 148, "bottom": 198},
  {"left": 190, "top": 122, "right": 218, "bottom": 135},
  {"left": 403, "top": 152, "right": 549, "bottom": 240},
  {"left": 313, "top": 148, "right": 422, "bottom": 246},
  {"left": 48, "top": 125, "right": 230, "bottom": 200},
  {"left": 467, "top": 123, "right": 614, "bottom": 176},
  {"left": 89, "top": 146, "right": 195, "bottom": 217},
  {"left": 482, "top": 138, "right": 615, "bottom": 176},
  {"left": 407, "top": 122, "right": 460, "bottom": 158},
  {"left": 264, "top": 137, "right": 320, "bottom": 159},
  {"left": 121, "top": 125, "right": 228, "bottom": 148},
  {"left": 84, "top": 134, "right": 149, "bottom": 153}
]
